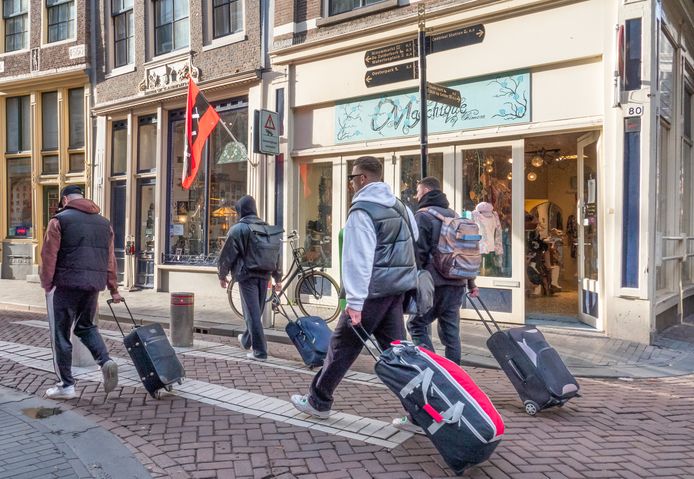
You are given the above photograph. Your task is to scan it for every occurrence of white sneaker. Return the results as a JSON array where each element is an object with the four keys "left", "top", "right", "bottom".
[
  {"left": 290, "top": 394, "right": 330, "bottom": 419},
  {"left": 246, "top": 352, "right": 267, "bottom": 362},
  {"left": 46, "top": 385, "right": 76, "bottom": 400},
  {"left": 101, "top": 360, "right": 119, "bottom": 394},
  {"left": 238, "top": 333, "right": 250, "bottom": 350},
  {"left": 392, "top": 416, "right": 425, "bottom": 435}
]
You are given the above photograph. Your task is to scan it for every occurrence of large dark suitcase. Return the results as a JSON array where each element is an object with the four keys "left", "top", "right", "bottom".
[
  {"left": 275, "top": 295, "right": 331, "bottom": 368},
  {"left": 107, "top": 299, "right": 185, "bottom": 399},
  {"left": 352, "top": 323, "right": 504, "bottom": 475},
  {"left": 467, "top": 294, "right": 580, "bottom": 415}
]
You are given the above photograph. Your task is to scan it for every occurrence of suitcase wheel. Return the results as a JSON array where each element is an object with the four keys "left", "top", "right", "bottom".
[
  {"left": 151, "top": 390, "right": 162, "bottom": 400},
  {"left": 524, "top": 400, "right": 539, "bottom": 416},
  {"left": 177, "top": 378, "right": 184, "bottom": 385},
  {"left": 164, "top": 385, "right": 173, "bottom": 392}
]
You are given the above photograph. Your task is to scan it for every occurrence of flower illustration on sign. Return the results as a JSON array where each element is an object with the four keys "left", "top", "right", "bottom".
[
  {"left": 490, "top": 75, "right": 528, "bottom": 120},
  {"left": 336, "top": 104, "right": 363, "bottom": 141}
]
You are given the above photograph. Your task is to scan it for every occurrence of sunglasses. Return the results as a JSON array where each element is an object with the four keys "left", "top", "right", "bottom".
[{"left": 347, "top": 173, "right": 365, "bottom": 181}]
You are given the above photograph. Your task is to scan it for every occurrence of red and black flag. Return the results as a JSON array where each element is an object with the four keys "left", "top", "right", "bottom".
[{"left": 182, "top": 78, "right": 220, "bottom": 190}]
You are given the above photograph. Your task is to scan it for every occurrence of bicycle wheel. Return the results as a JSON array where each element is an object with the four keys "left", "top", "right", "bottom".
[
  {"left": 227, "top": 280, "right": 244, "bottom": 317},
  {"left": 295, "top": 271, "right": 341, "bottom": 323}
]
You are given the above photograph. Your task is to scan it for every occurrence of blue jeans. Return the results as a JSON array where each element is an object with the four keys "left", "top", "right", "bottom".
[{"left": 407, "top": 285, "right": 466, "bottom": 364}]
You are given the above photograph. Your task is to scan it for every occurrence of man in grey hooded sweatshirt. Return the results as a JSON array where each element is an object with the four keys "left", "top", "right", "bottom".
[{"left": 291, "top": 156, "right": 418, "bottom": 418}]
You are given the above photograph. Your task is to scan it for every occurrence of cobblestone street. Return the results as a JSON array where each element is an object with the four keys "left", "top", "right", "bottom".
[{"left": 1, "top": 309, "right": 693, "bottom": 479}]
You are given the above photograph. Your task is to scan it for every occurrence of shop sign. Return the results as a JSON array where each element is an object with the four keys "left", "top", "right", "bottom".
[
  {"left": 335, "top": 71, "right": 530, "bottom": 143},
  {"left": 427, "top": 24, "right": 485, "bottom": 54},
  {"left": 426, "top": 82, "right": 461, "bottom": 108}
]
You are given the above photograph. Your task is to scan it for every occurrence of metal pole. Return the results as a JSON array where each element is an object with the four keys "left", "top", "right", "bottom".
[{"left": 418, "top": 4, "right": 428, "bottom": 179}]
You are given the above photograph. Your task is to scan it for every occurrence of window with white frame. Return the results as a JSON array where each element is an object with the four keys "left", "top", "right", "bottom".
[
  {"left": 329, "top": 0, "right": 385, "bottom": 16},
  {"left": 112, "top": 0, "right": 134, "bottom": 67},
  {"left": 683, "top": 81, "right": 694, "bottom": 286},
  {"left": 153, "top": 0, "right": 189, "bottom": 56},
  {"left": 5, "top": 95, "right": 30, "bottom": 153},
  {"left": 3, "top": 0, "right": 28, "bottom": 52},
  {"left": 212, "top": 0, "right": 241, "bottom": 39},
  {"left": 46, "top": 0, "right": 75, "bottom": 43}
]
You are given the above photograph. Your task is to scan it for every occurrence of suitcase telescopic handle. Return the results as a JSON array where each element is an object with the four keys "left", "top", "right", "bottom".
[
  {"left": 347, "top": 317, "right": 383, "bottom": 361},
  {"left": 274, "top": 290, "right": 301, "bottom": 323},
  {"left": 465, "top": 293, "right": 502, "bottom": 336},
  {"left": 106, "top": 298, "right": 139, "bottom": 337}
]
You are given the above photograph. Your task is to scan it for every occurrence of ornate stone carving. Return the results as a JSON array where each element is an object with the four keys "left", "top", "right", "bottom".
[{"left": 138, "top": 59, "right": 199, "bottom": 94}]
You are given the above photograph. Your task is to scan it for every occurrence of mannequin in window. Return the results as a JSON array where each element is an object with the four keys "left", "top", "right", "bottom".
[{"left": 472, "top": 202, "right": 503, "bottom": 275}]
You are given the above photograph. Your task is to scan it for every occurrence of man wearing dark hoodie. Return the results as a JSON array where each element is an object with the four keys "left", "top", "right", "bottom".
[
  {"left": 408, "top": 176, "right": 479, "bottom": 365},
  {"left": 40, "top": 185, "right": 121, "bottom": 400},
  {"left": 218, "top": 195, "right": 282, "bottom": 361}
]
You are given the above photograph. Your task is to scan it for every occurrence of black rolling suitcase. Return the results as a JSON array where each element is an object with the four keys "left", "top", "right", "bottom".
[
  {"left": 467, "top": 294, "right": 580, "bottom": 415},
  {"left": 107, "top": 299, "right": 185, "bottom": 399}
]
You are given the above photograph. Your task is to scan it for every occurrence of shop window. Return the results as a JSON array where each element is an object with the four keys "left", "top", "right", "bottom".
[
  {"left": 136, "top": 179, "right": 156, "bottom": 288},
  {"left": 682, "top": 85, "right": 694, "bottom": 286},
  {"left": 111, "top": 181, "right": 127, "bottom": 284},
  {"left": 112, "top": 0, "right": 134, "bottom": 67},
  {"left": 212, "top": 0, "right": 241, "bottom": 39},
  {"left": 166, "top": 101, "right": 248, "bottom": 264},
  {"left": 461, "top": 147, "right": 513, "bottom": 278},
  {"left": 43, "top": 186, "right": 59, "bottom": 228},
  {"left": 47, "top": 0, "right": 75, "bottom": 43},
  {"left": 399, "top": 154, "right": 443, "bottom": 212},
  {"left": 7, "top": 157, "right": 32, "bottom": 238},
  {"left": 3, "top": 0, "right": 28, "bottom": 52},
  {"left": 622, "top": 119, "right": 640, "bottom": 288},
  {"left": 299, "top": 163, "right": 332, "bottom": 268},
  {"left": 658, "top": 29, "right": 674, "bottom": 121},
  {"left": 329, "top": 0, "right": 385, "bottom": 16},
  {"left": 138, "top": 115, "right": 157, "bottom": 172},
  {"left": 154, "top": 0, "right": 189, "bottom": 56},
  {"left": 42, "top": 92, "right": 58, "bottom": 151},
  {"left": 69, "top": 153, "right": 85, "bottom": 172},
  {"left": 6, "top": 95, "right": 30, "bottom": 153},
  {"left": 656, "top": 120, "right": 675, "bottom": 294},
  {"left": 624, "top": 18, "right": 641, "bottom": 91},
  {"left": 111, "top": 120, "right": 128, "bottom": 176}
]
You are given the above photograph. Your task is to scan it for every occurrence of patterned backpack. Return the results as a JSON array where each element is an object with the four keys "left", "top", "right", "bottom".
[{"left": 423, "top": 208, "right": 482, "bottom": 279}]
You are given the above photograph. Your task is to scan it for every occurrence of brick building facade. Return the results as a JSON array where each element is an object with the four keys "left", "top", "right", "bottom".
[{"left": 0, "top": 0, "right": 92, "bottom": 281}]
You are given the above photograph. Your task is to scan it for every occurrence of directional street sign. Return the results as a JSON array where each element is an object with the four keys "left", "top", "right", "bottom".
[
  {"left": 364, "top": 40, "right": 417, "bottom": 67},
  {"left": 426, "top": 82, "right": 461, "bottom": 108},
  {"left": 427, "top": 23, "right": 485, "bottom": 54},
  {"left": 364, "top": 61, "right": 418, "bottom": 88}
]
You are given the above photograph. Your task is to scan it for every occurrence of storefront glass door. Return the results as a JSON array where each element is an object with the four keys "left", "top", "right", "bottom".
[
  {"left": 458, "top": 141, "right": 525, "bottom": 323},
  {"left": 577, "top": 133, "right": 600, "bottom": 328},
  {"left": 136, "top": 179, "right": 156, "bottom": 288},
  {"left": 111, "top": 181, "right": 127, "bottom": 285}
]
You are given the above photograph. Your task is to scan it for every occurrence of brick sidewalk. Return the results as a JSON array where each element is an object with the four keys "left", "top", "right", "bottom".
[{"left": 1, "top": 310, "right": 694, "bottom": 478}]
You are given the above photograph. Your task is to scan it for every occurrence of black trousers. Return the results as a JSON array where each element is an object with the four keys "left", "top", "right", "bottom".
[
  {"left": 309, "top": 294, "right": 405, "bottom": 412},
  {"left": 238, "top": 278, "right": 268, "bottom": 358},
  {"left": 407, "top": 285, "right": 466, "bottom": 364},
  {"left": 46, "top": 287, "right": 111, "bottom": 387}
]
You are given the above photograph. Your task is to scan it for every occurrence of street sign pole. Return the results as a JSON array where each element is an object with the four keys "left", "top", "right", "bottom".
[{"left": 418, "top": 4, "right": 428, "bottom": 179}]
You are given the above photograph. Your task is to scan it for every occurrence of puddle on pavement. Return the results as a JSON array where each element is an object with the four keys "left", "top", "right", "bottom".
[{"left": 22, "top": 407, "right": 63, "bottom": 419}]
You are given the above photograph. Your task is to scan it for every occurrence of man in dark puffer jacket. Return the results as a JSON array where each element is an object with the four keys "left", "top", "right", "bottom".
[
  {"left": 40, "top": 185, "right": 121, "bottom": 400},
  {"left": 408, "top": 177, "right": 479, "bottom": 365}
]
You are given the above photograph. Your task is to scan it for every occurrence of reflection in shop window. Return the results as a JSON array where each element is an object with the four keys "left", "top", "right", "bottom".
[
  {"left": 166, "top": 102, "right": 248, "bottom": 265},
  {"left": 299, "top": 163, "right": 332, "bottom": 268},
  {"left": 7, "top": 158, "right": 32, "bottom": 238},
  {"left": 399, "top": 154, "right": 443, "bottom": 212},
  {"left": 112, "top": 120, "right": 128, "bottom": 175},
  {"left": 462, "top": 148, "right": 513, "bottom": 278},
  {"left": 207, "top": 106, "right": 248, "bottom": 258},
  {"left": 138, "top": 115, "right": 157, "bottom": 171}
]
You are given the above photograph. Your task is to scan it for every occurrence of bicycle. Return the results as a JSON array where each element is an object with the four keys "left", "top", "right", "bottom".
[{"left": 226, "top": 230, "right": 341, "bottom": 323}]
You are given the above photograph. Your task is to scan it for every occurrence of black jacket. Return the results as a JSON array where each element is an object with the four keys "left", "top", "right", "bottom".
[
  {"left": 217, "top": 195, "right": 282, "bottom": 283},
  {"left": 415, "top": 190, "right": 477, "bottom": 289}
]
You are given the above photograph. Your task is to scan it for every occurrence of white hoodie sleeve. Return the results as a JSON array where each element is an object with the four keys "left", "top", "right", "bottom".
[{"left": 342, "top": 209, "right": 376, "bottom": 312}]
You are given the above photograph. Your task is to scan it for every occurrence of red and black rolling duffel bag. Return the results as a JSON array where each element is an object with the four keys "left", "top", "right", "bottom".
[{"left": 352, "top": 323, "right": 505, "bottom": 475}]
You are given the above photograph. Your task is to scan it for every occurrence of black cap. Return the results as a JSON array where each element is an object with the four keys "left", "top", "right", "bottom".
[{"left": 58, "top": 185, "right": 83, "bottom": 208}]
